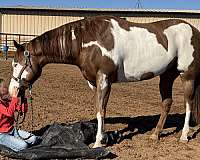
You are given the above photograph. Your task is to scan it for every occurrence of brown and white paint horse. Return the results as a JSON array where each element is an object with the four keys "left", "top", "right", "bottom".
[{"left": 9, "top": 16, "right": 200, "bottom": 147}]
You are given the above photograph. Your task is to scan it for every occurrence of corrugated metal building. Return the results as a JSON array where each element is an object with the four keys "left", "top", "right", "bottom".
[{"left": 0, "top": 6, "right": 200, "bottom": 51}]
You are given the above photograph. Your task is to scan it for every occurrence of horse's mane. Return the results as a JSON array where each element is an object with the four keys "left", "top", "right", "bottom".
[{"left": 29, "top": 18, "right": 86, "bottom": 62}]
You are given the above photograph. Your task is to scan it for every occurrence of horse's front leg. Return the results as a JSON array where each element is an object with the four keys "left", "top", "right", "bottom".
[{"left": 93, "top": 71, "right": 111, "bottom": 148}]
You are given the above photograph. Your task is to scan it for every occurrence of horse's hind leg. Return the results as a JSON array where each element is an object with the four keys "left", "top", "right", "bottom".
[
  {"left": 93, "top": 71, "right": 111, "bottom": 148},
  {"left": 150, "top": 69, "right": 179, "bottom": 140},
  {"left": 179, "top": 75, "right": 194, "bottom": 141}
]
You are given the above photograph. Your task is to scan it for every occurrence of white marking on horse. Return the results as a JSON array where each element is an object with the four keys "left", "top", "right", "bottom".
[
  {"left": 62, "top": 29, "right": 66, "bottom": 51},
  {"left": 104, "top": 19, "right": 110, "bottom": 22},
  {"left": 180, "top": 102, "right": 191, "bottom": 141},
  {"left": 164, "top": 23, "right": 194, "bottom": 72},
  {"left": 110, "top": 19, "right": 173, "bottom": 81},
  {"left": 87, "top": 81, "right": 95, "bottom": 90},
  {"left": 59, "top": 35, "right": 63, "bottom": 57},
  {"left": 100, "top": 74, "right": 108, "bottom": 90},
  {"left": 93, "top": 112, "right": 103, "bottom": 148},
  {"left": 71, "top": 29, "right": 76, "bottom": 40},
  {"left": 83, "top": 41, "right": 112, "bottom": 59},
  {"left": 9, "top": 62, "right": 28, "bottom": 95}
]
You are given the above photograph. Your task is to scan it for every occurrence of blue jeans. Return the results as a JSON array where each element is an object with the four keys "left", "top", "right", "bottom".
[{"left": 0, "top": 128, "right": 40, "bottom": 152}]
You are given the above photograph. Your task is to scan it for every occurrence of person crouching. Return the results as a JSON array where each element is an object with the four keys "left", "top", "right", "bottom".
[{"left": 0, "top": 79, "right": 40, "bottom": 152}]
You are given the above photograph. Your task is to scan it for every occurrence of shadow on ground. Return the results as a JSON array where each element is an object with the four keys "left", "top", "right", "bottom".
[
  {"left": 34, "top": 113, "right": 186, "bottom": 144},
  {"left": 31, "top": 113, "right": 200, "bottom": 159},
  {"left": 90, "top": 113, "right": 187, "bottom": 144}
]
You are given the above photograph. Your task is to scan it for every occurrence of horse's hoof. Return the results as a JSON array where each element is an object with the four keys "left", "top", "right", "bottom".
[
  {"left": 179, "top": 136, "right": 189, "bottom": 143},
  {"left": 101, "top": 133, "right": 109, "bottom": 145},
  {"left": 179, "top": 139, "right": 188, "bottom": 143},
  {"left": 106, "top": 131, "right": 122, "bottom": 145},
  {"left": 93, "top": 143, "right": 103, "bottom": 148},
  {"left": 149, "top": 134, "right": 159, "bottom": 141}
]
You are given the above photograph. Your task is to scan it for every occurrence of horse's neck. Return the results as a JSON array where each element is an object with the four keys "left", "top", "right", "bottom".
[{"left": 33, "top": 28, "right": 79, "bottom": 66}]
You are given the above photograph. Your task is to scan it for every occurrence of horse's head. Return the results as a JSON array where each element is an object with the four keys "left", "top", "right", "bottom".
[{"left": 9, "top": 40, "right": 42, "bottom": 96}]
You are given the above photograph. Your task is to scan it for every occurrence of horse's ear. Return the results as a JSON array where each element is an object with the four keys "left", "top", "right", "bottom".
[
  {"left": 13, "top": 40, "right": 19, "bottom": 48},
  {"left": 0, "top": 79, "right": 3, "bottom": 84},
  {"left": 13, "top": 40, "right": 23, "bottom": 50}
]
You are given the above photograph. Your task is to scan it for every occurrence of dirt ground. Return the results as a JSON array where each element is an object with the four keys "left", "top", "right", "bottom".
[{"left": 1, "top": 59, "right": 200, "bottom": 160}]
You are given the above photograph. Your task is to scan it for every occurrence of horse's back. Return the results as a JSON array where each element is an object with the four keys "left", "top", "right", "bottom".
[
  {"left": 82, "top": 16, "right": 200, "bottom": 82},
  {"left": 106, "top": 18, "right": 193, "bottom": 81}
]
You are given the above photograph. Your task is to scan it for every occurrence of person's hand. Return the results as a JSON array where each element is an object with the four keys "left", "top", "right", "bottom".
[
  {"left": 16, "top": 98, "right": 28, "bottom": 113},
  {"left": 11, "top": 86, "right": 19, "bottom": 98},
  {"left": 22, "top": 102, "right": 28, "bottom": 113}
]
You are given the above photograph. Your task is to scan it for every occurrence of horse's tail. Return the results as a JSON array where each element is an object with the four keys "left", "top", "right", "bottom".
[{"left": 190, "top": 74, "right": 200, "bottom": 125}]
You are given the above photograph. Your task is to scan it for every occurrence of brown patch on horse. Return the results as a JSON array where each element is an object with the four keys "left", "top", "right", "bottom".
[
  {"left": 29, "top": 23, "right": 77, "bottom": 65},
  {"left": 79, "top": 45, "right": 117, "bottom": 86},
  {"left": 81, "top": 17, "right": 114, "bottom": 51}
]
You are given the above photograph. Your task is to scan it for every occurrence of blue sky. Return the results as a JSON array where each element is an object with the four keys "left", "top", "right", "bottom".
[{"left": 0, "top": 0, "right": 199, "bottom": 10}]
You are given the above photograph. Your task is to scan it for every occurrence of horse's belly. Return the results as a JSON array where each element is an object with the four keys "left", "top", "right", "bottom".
[{"left": 116, "top": 51, "right": 172, "bottom": 82}]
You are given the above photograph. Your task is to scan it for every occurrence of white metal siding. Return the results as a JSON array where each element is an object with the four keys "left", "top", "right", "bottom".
[
  {"left": 1, "top": 12, "right": 200, "bottom": 36},
  {"left": 1, "top": 13, "right": 83, "bottom": 36}
]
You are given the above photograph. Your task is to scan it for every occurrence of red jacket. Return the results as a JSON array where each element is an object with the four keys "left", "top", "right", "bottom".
[{"left": 0, "top": 97, "right": 27, "bottom": 133}]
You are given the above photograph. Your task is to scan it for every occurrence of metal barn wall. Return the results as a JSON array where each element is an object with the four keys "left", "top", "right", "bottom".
[
  {"left": 0, "top": 9, "right": 85, "bottom": 50},
  {"left": 1, "top": 12, "right": 83, "bottom": 35},
  {"left": 1, "top": 8, "right": 200, "bottom": 36},
  {"left": 0, "top": 7, "right": 200, "bottom": 51}
]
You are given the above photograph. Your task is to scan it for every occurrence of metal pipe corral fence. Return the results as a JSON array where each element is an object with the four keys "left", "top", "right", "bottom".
[{"left": 0, "top": 33, "right": 37, "bottom": 58}]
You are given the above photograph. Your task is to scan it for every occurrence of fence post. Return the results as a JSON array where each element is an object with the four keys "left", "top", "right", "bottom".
[
  {"left": 4, "top": 35, "right": 8, "bottom": 60},
  {"left": 19, "top": 35, "right": 21, "bottom": 44}
]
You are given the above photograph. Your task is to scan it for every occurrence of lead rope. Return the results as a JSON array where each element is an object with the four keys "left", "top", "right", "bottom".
[
  {"left": 28, "top": 86, "right": 34, "bottom": 133},
  {"left": 15, "top": 86, "right": 34, "bottom": 140}
]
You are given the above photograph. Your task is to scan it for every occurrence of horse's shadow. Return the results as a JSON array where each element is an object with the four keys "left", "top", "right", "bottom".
[
  {"left": 91, "top": 113, "right": 200, "bottom": 146},
  {"left": 33, "top": 113, "right": 200, "bottom": 147}
]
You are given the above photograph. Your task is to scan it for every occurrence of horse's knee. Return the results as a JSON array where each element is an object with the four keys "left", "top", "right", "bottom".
[
  {"left": 162, "top": 98, "right": 173, "bottom": 112},
  {"left": 185, "top": 83, "right": 194, "bottom": 99}
]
